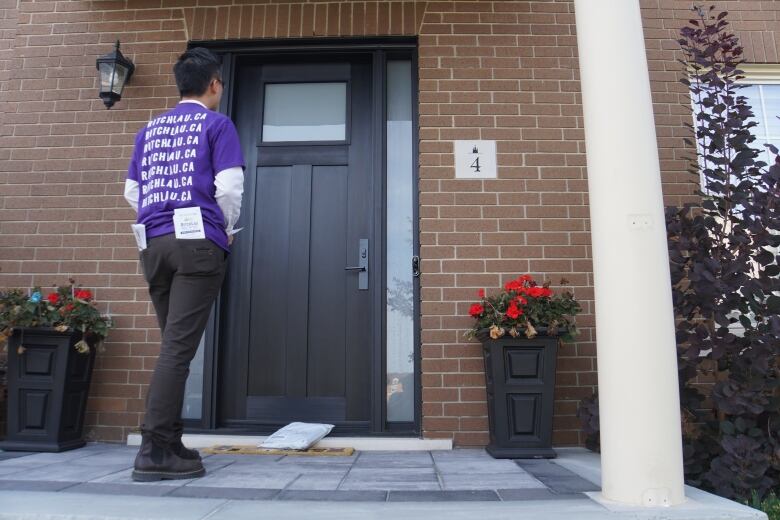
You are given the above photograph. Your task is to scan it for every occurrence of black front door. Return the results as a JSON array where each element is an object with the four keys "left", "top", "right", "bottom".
[{"left": 217, "top": 55, "right": 375, "bottom": 433}]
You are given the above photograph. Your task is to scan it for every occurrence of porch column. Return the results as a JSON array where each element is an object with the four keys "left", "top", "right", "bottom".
[{"left": 572, "top": 0, "right": 686, "bottom": 507}]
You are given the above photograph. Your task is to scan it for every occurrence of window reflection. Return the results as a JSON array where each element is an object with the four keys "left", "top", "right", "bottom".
[
  {"left": 386, "top": 60, "right": 414, "bottom": 423},
  {"left": 181, "top": 332, "right": 205, "bottom": 420}
]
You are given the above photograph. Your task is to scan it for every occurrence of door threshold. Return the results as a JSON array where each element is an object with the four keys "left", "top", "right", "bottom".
[{"left": 126, "top": 433, "right": 452, "bottom": 451}]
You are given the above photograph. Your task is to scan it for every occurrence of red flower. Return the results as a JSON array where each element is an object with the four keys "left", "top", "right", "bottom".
[
  {"left": 514, "top": 296, "right": 527, "bottom": 306},
  {"left": 506, "top": 301, "right": 522, "bottom": 319},
  {"left": 75, "top": 289, "right": 92, "bottom": 301},
  {"left": 504, "top": 280, "right": 522, "bottom": 292},
  {"left": 46, "top": 293, "right": 59, "bottom": 304},
  {"left": 527, "top": 286, "right": 546, "bottom": 298},
  {"left": 469, "top": 304, "right": 484, "bottom": 317},
  {"left": 478, "top": 288, "right": 485, "bottom": 298}
]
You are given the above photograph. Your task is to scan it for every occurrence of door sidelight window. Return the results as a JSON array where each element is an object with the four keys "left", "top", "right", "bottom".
[{"left": 385, "top": 60, "right": 415, "bottom": 423}]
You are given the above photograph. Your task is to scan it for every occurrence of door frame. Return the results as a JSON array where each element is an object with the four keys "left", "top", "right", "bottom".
[{"left": 181, "top": 37, "right": 421, "bottom": 437}]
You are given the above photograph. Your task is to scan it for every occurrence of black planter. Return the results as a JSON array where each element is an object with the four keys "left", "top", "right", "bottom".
[
  {"left": 480, "top": 331, "right": 558, "bottom": 459},
  {"left": 0, "top": 328, "right": 96, "bottom": 452}
]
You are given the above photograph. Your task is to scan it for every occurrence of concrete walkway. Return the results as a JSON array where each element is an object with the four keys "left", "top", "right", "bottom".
[{"left": 0, "top": 445, "right": 766, "bottom": 519}]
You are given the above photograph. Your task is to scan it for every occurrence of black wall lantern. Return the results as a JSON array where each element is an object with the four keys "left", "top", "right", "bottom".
[{"left": 96, "top": 41, "right": 135, "bottom": 109}]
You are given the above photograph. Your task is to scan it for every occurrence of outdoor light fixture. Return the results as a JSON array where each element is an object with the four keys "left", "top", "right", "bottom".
[{"left": 95, "top": 40, "right": 135, "bottom": 109}]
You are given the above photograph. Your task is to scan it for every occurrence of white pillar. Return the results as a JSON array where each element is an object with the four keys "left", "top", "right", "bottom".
[{"left": 572, "top": 0, "right": 686, "bottom": 507}]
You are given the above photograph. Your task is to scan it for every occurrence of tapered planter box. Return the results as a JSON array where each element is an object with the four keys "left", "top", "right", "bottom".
[
  {"left": 481, "top": 332, "right": 558, "bottom": 459},
  {"left": 0, "top": 328, "right": 96, "bottom": 452}
]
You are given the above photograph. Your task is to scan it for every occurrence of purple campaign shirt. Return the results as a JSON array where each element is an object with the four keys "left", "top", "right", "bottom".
[{"left": 127, "top": 102, "right": 245, "bottom": 252}]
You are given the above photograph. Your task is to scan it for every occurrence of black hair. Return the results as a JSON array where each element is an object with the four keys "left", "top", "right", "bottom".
[{"left": 173, "top": 47, "right": 222, "bottom": 97}]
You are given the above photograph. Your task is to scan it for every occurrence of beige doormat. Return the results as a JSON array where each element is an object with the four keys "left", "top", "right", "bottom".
[{"left": 202, "top": 445, "right": 355, "bottom": 456}]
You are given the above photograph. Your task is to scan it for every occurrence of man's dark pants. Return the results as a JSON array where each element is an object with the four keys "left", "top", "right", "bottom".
[{"left": 139, "top": 233, "right": 226, "bottom": 446}]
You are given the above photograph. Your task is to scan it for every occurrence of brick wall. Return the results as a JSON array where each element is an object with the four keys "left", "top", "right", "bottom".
[
  {"left": 0, "top": 0, "right": 775, "bottom": 446},
  {"left": 0, "top": 0, "right": 14, "bottom": 440}
]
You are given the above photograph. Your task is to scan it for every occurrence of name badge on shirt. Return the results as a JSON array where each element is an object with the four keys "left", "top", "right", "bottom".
[{"left": 173, "top": 207, "right": 206, "bottom": 239}]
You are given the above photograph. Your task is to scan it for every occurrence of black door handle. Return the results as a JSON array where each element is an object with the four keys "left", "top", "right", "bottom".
[{"left": 345, "top": 239, "right": 368, "bottom": 290}]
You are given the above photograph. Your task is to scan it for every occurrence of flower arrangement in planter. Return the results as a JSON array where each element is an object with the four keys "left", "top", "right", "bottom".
[
  {"left": 0, "top": 281, "right": 112, "bottom": 452},
  {"left": 0, "top": 282, "right": 112, "bottom": 354},
  {"left": 466, "top": 274, "right": 582, "bottom": 459},
  {"left": 465, "top": 274, "right": 581, "bottom": 342}
]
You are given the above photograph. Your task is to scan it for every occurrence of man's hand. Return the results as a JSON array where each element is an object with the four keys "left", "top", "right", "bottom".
[{"left": 228, "top": 234, "right": 234, "bottom": 246}]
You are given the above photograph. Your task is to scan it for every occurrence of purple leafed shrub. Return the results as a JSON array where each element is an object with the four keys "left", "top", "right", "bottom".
[{"left": 669, "top": 5, "right": 780, "bottom": 500}]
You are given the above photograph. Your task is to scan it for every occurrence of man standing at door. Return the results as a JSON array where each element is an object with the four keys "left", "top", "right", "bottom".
[{"left": 123, "top": 47, "right": 244, "bottom": 481}]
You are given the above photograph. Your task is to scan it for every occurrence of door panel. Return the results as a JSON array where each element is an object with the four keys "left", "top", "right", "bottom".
[{"left": 219, "top": 57, "right": 373, "bottom": 433}]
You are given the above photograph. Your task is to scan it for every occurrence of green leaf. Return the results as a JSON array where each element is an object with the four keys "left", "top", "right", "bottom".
[
  {"left": 764, "top": 265, "right": 780, "bottom": 277},
  {"left": 739, "top": 314, "right": 752, "bottom": 329}
]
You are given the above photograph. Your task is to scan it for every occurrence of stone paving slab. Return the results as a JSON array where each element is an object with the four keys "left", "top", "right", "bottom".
[
  {"left": 0, "top": 465, "right": 27, "bottom": 478},
  {"left": 338, "top": 466, "right": 441, "bottom": 491},
  {"left": 0, "top": 490, "right": 228, "bottom": 520},
  {"left": 202, "top": 454, "right": 285, "bottom": 465},
  {"left": 388, "top": 490, "right": 501, "bottom": 502},
  {"left": 277, "top": 453, "right": 358, "bottom": 464},
  {"left": 0, "top": 479, "right": 78, "bottom": 492},
  {"left": 515, "top": 459, "right": 600, "bottom": 493},
  {"left": 0, "top": 452, "right": 88, "bottom": 467},
  {"left": 435, "top": 458, "right": 529, "bottom": 474},
  {"left": 431, "top": 449, "right": 496, "bottom": 461},
  {"left": 63, "top": 482, "right": 178, "bottom": 497},
  {"left": 0, "top": 451, "right": 34, "bottom": 462},
  {"left": 89, "top": 456, "right": 235, "bottom": 487},
  {"left": 352, "top": 450, "right": 433, "bottom": 467},
  {"left": 170, "top": 486, "right": 280, "bottom": 500},
  {"left": 285, "top": 471, "right": 349, "bottom": 490},
  {"left": 497, "top": 488, "right": 587, "bottom": 501},
  {"left": 516, "top": 459, "right": 579, "bottom": 477},
  {"left": 188, "top": 469, "right": 302, "bottom": 489},
  {"left": 277, "top": 490, "right": 388, "bottom": 502},
  {"left": 5, "top": 462, "right": 132, "bottom": 482},
  {"left": 440, "top": 472, "right": 546, "bottom": 491}
]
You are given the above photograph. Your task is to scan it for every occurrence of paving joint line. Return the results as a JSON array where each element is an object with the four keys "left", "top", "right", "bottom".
[
  {"left": 334, "top": 450, "right": 360, "bottom": 494},
  {"left": 429, "top": 450, "right": 447, "bottom": 492},
  {"left": 194, "top": 498, "right": 233, "bottom": 520}
]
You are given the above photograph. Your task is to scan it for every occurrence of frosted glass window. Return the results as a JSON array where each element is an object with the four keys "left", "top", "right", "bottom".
[
  {"left": 262, "top": 82, "right": 346, "bottom": 142},
  {"left": 385, "top": 60, "right": 415, "bottom": 423}
]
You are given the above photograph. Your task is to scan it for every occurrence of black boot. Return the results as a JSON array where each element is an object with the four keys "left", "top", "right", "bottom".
[
  {"left": 132, "top": 436, "right": 205, "bottom": 482},
  {"left": 170, "top": 438, "right": 201, "bottom": 460}
]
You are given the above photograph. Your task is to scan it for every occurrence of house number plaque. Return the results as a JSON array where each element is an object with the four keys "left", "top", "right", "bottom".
[{"left": 454, "top": 140, "right": 497, "bottom": 179}]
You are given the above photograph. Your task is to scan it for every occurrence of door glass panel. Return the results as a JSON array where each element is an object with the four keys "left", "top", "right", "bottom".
[
  {"left": 262, "top": 82, "right": 347, "bottom": 142},
  {"left": 385, "top": 60, "right": 414, "bottom": 423},
  {"left": 181, "top": 332, "right": 205, "bottom": 420}
]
